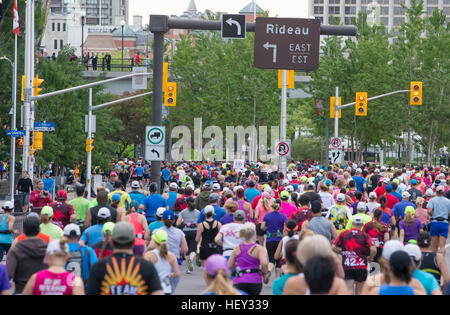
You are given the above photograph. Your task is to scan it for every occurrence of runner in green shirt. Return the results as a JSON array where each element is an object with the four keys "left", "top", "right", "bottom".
[
  {"left": 346, "top": 202, "right": 372, "bottom": 230},
  {"left": 39, "top": 206, "right": 64, "bottom": 240},
  {"left": 69, "top": 185, "right": 92, "bottom": 227}
]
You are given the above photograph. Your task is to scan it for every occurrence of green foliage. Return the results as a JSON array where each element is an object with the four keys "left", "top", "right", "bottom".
[{"left": 291, "top": 137, "right": 322, "bottom": 161}]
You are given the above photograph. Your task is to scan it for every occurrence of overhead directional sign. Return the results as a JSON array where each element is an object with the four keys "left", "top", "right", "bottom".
[
  {"left": 222, "top": 14, "right": 246, "bottom": 39},
  {"left": 34, "top": 122, "right": 55, "bottom": 132},
  {"left": 7, "top": 130, "right": 26, "bottom": 137},
  {"left": 254, "top": 17, "right": 321, "bottom": 70}
]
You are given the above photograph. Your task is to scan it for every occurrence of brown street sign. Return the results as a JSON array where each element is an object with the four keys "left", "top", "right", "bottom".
[{"left": 254, "top": 17, "right": 321, "bottom": 71}]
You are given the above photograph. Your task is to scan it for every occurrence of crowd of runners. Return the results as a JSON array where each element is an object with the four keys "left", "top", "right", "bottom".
[{"left": 1, "top": 159, "right": 450, "bottom": 295}]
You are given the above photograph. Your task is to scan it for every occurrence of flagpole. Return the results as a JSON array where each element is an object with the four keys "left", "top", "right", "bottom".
[{"left": 10, "top": 0, "right": 19, "bottom": 203}]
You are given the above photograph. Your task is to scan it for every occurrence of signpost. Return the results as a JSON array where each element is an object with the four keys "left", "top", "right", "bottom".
[
  {"left": 329, "top": 149, "right": 344, "bottom": 165},
  {"left": 330, "top": 137, "right": 342, "bottom": 149},
  {"left": 222, "top": 14, "right": 246, "bottom": 39},
  {"left": 276, "top": 140, "right": 291, "bottom": 157},
  {"left": 145, "top": 126, "right": 165, "bottom": 162},
  {"left": 254, "top": 17, "right": 321, "bottom": 70}
]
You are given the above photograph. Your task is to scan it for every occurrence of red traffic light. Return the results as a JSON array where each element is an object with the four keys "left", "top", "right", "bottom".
[
  {"left": 359, "top": 96, "right": 365, "bottom": 101},
  {"left": 167, "top": 85, "right": 174, "bottom": 92}
]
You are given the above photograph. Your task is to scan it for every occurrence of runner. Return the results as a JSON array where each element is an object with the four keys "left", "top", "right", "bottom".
[
  {"left": 122, "top": 200, "right": 150, "bottom": 256},
  {"left": 228, "top": 223, "right": 269, "bottom": 295},
  {"left": 319, "top": 183, "right": 335, "bottom": 212},
  {"left": 141, "top": 182, "right": 168, "bottom": 224},
  {"left": 261, "top": 199, "right": 287, "bottom": 280},
  {"left": 86, "top": 222, "right": 163, "bottom": 295},
  {"left": 176, "top": 196, "right": 200, "bottom": 273},
  {"left": 84, "top": 190, "right": 118, "bottom": 229},
  {"left": 90, "top": 222, "right": 115, "bottom": 259},
  {"left": 0, "top": 202, "right": 17, "bottom": 263},
  {"left": 367, "top": 192, "right": 380, "bottom": 214},
  {"left": 404, "top": 244, "right": 442, "bottom": 295},
  {"left": 197, "top": 193, "right": 227, "bottom": 223},
  {"left": 17, "top": 171, "right": 33, "bottom": 212},
  {"left": 68, "top": 184, "right": 91, "bottom": 229},
  {"left": 49, "top": 190, "right": 77, "bottom": 229},
  {"left": 346, "top": 202, "right": 372, "bottom": 230},
  {"left": 254, "top": 192, "right": 273, "bottom": 246},
  {"left": 196, "top": 206, "right": 222, "bottom": 266},
  {"left": 427, "top": 185, "right": 450, "bottom": 255},
  {"left": 272, "top": 239, "right": 301, "bottom": 295},
  {"left": 5, "top": 213, "right": 48, "bottom": 294},
  {"left": 202, "top": 254, "right": 245, "bottom": 295},
  {"left": 129, "top": 180, "right": 147, "bottom": 210},
  {"left": 304, "top": 255, "right": 336, "bottom": 295},
  {"left": 39, "top": 206, "right": 64, "bottom": 240},
  {"left": 165, "top": 182, "right": 180, "bottom": 212},
  {"left": 148, "top": 207, "right": 166, "bottom": 235},
  {"left": 290, "top": 194, "right": 311, "bottom": 231},
  {"left": 399, "top": 206, "right": 423, "bottom": 244},
  {"left": 22, "top": 238, "right": 85, "bottom": 295},
  {"left": 144, "top": 230, "right": 180, "bottom": 295},
  {"left": 326, "top": 193, "right": 352, "bottom": 235},
  {"left": 244, "top": 180, "right": 261, "bottom": 204},
  {"left": 362, "top": 208, "right": 389, "bottom": 262},
  {"left": 80, "top": 207, "right": 112, "bottom": 247},
  {"left": 302, "top": 201, "right": 337, "bottom": 243},
  {"left": 417, "top": 231, "right": 449, "bottom": 289},
  {"left": 107, "top": 180, "right": 131, "bottom": 211},
  {"left": 220, "top": 200, "right": 239, "bottom": 225},
  {"left": 215, "top": 210, "right": 246, "bottom": 260},
  {"left": 279, "top": 191, "right": 297, "bottom": 218},
  {"left": 274, "top": 219, "right": 299, "bottom": 263},
  {"left": 332, "top": 215, "right": 376, "bottom": 295}
]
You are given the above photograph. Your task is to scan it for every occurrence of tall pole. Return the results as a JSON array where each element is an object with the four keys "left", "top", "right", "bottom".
[
  {"left": 81, "top": 16, "right": 84, "bottom": 59},
  {"left": 279, "top": 69, "right": 287, "bottom": 176},
  {"left": 151, "top": 31, "right": 164, "bottom": 190},
  {"left": 168, "top": 39, "right": 174, "bottom": 164},
  {"left": 29, "top": 0, "right": 35, "bottom": 180},
  {"left": 334, "top": 86, "right": 339, "bottom": 138},
  {"left": 325, "top": 115, "right": 330, "bottom": 167},
  {"left": 121, "top": 25, "right": 124, "bottom": 70},
  {"left": 87, "top": 88, "right": 93, "bottom": 199},
  {"left": 11, "top": 37, "right": 18, "bottom": 201},
  {"left": 23, "top": 0, "right": 33, "bottom": 177}
]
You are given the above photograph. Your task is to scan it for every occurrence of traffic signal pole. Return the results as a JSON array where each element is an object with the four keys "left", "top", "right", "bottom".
[{"left": 280, "top": 70, "right": 287, "bottom": 175}]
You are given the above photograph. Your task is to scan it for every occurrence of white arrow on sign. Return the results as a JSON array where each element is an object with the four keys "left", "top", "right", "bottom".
[
  {"left": 226, "top": 18, "right": 242, "bottom": 36},
  {"left": 263, "top": 42, "right": 277, "bottom": 63}
]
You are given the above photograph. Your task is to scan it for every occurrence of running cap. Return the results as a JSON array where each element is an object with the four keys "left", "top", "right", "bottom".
[
  {"left": 102, "top": 222, "right": 115, "bottom": 234},
  {"left": 325, "top": 179, "right": 332, "bottom": 186},
  {"left": 382, "top": 178, "right": 390, "bottom": 184},
  {"left": 392, "top": 178, "right": 400, "bottom": 185},
  {"left": 369, "top": 192, "right": 377, "bottom": 199},
  {"left": 131, "top": 181, "right": 140, "bottom": 188},
  {"left": 374, "top": 169, "right": 380, "bottom": 173},
  {"left": 112, "top": 222, "right": 135, "bottom": 244},
  {"left": 234, "top": 210, "right": 246, "bottom": 221},
  {"left": 436, "top": 185, "right": 445, "bottom": 193},
  {"left": 404, "top": 243, "right": 422, "bottom": 262},
  {"left": 111, "top": 194, "right": 121, "bottom": 202},
  {"left": 56, "top": 190, "right": 67, "bottom": 200},
  {"left": 337, "top": 193, "right": 346, "bottom": 202},
  {"left": 153, "top": 230, "right": 168, "bottom": 244},
  {"left": 356, "top": 168, "right": 362, "bottom": 173},
  {"left": 2, "top": 201, "right": 14, "bottom": 210},
  {"left": 163, "top": 210, "right": 175, "bottom": 220},
  {"left": 209, "top": 193, "right": 221, "bottom": 203},
  {"left": 385, "top": 185, "right": 393, "bottom": 191},
  {"left": 280, "top": 190, "right": 290, "bottom": 199},
  {"left": 98, "top": 207, "right": 111, "bottom": 219},
  {"left": 357, "top": 202, "right": 367, "bottom": 212},
  {"left": 404, "top": 206, "right": 415, "bottom": 216},
  {"left": 410, "top": 179, "right": 418, "bottom": 185},
  {"left": 263, "top": 186, "right": 272, "bottom": 193},
  {"left": 425, "top": 188, "right": 434, "bottom": 197},
  {"left": 233, "top": 185, "right": 244, "bottom": 192},
  {"left": 156, "top": 207, "right": 166, "bottom": 218},
  {"left": 110, "top": 172, "right": 118, "bottom": 177},
  {"left": 204, "top": 205, "right": 215, "bottom": 215},
  {"left": 204, "top": 254, "right": 229, "bottom": 277},
  {"left": 64, "top": 223, "right": 81, "bottom": 237},
  {"left": 45, "top": 239, "right": 69, "bottom": 263},
  {"left": 402, "top": 191, "right": 411, "bottom": 199},
  {"left": 353, "top": 215, "right": 365, "bottom": 225},
  {"left": 212, "top": 183, "right": 221, "bottom": 191},
  {"left": 382, "top": 240, "right": 405, "bottom": 260},
  {"left": 262, "top": 192, "right": 271, "bottom": 199},
  {"left": 286, "top": 185, "right": 294, "bottom": 192},
  {"left": 169, "top": 182, "right": 178, "bottom": 189},
  {"left": 41, "top": 206, "right": 54, "bottom": 218}
]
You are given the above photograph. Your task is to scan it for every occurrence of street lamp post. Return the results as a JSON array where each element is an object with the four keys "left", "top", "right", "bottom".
[
  {"left": 164, "top": 38, "right": 174, "bottom": 163},
  {"left": 1, "top": 56, "right": 17, "bottom": 203},
  {"left": 120, "top": 20, "right": 125, "bottom": 71},
  {"left": 81, "top": 15, "right": 85, "bottom": 61}
]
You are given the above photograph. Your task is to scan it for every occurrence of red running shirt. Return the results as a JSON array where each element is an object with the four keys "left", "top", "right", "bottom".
[{"left": 333, "top": 228, "right": 374, "bottom": 270}]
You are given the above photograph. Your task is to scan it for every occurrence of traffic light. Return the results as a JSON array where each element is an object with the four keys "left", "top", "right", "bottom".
[
  {"left": 330, "top": 97, "right": 341, "bottom": 119},
  {"left": 32, "top": 131, "right": 43, "bottom": 150},
  {"left": 278, "top": 70, "right": 295, "bottom": 89},
  {"left": 21, "top": 75, "right": 25, "bottom": 101},
  {"left": 33, "top": 75, "right": 44, "bottom": 96},
  {"left": 86, "top": 138, "right": 94, "bottom": 152},
  {"left": 355, "top": 92, "right": 368, "bottom": 116},
  {"left": 18, "top": 137, "right": 24, "bottom": 147},
  {"left": 164, "top": 82, "right": 177, "bottom": 106},
  {"left": 410, "top": 81, "right": 422, "bottom": 105}
]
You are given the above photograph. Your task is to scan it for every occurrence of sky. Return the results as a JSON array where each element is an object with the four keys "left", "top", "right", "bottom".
[{"left": 129, "top": 0, "right": 310, "bottom": 25}]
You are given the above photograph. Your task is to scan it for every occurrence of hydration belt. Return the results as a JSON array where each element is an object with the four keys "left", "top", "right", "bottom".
[
  {"left": 232, "top": 268, "right": 262, "bottom": 278},
  {"left": 0, "top": 230, "right": 11, "bottom": 234},
  {"left": 432, "top": 217, "right": 449, "bottom": 222},
  {"left": 267, "top": 231, "right": 282, "bottom": 238}
]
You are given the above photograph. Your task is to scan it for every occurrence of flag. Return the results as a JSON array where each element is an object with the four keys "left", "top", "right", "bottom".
[{"left": 13, "top": 0, "right": 20, "bottom": 36}]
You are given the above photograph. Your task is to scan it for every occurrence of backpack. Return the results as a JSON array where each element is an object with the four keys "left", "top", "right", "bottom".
[{"left": 66, "top": 246, "right": 91, "bottom": 284}]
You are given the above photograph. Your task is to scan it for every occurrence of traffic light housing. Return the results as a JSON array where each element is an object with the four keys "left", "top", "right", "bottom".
[
  {"left": 18, "top": 137, "right": 24, "bottom": 147},
  {"left": 33, "top": 75, "right": 44, "bottom": 96},
  {"left": 355, "top": 92, "right": 368, "bottom": 116},
  {"left": 164, "top": 82, "right": 176, "bottom": 106},
  {"left": 31, "top": 131, "right": 43, "bottom": 150},
  {"left": 410, "top": 81, "right": 422, "bottom": 105},
  {"left": 163, "top": 62, "right": 169, "bottom": 91},
  {"left": 86, "top": 138, "right": 94, "bottom": 152},
  {"left": 21, "top": 75, "right": 25, "bottom": 101},
  {"left": 330, "top": 97, "right": 341, "bottom": 119},
  {"left": 278, "top": 70, "right": 295, "bottom": 89}
]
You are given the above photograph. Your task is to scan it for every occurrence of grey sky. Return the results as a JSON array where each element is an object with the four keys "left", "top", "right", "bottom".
[{"left": 129, "top": 0, "right": 310, "bottom": 24}]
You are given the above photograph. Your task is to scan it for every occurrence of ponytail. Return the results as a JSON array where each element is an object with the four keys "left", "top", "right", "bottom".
[
  {"left": 40, "top": 214, "right": 50, "bottom": 224},
  {"left": 159, "top": 241, "right": 168, "bottom": 260},
  {"left": 99, "top": 230, "right": 112, "bottom": 259},
  {"left": 373, "top": 209, "right": 387, "bottom": 233},
  {"left": 206, "top": 269, "right": 237, "bottom": 295}
]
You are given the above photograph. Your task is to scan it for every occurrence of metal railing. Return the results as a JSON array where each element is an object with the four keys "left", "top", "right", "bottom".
[{"left": 83, "top": 57, "right": 150, "bottom": 72}]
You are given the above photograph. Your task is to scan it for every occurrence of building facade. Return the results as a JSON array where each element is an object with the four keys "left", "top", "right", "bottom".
[{"left": 308, "top": 0, "right": 449, "bottom": 30}]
